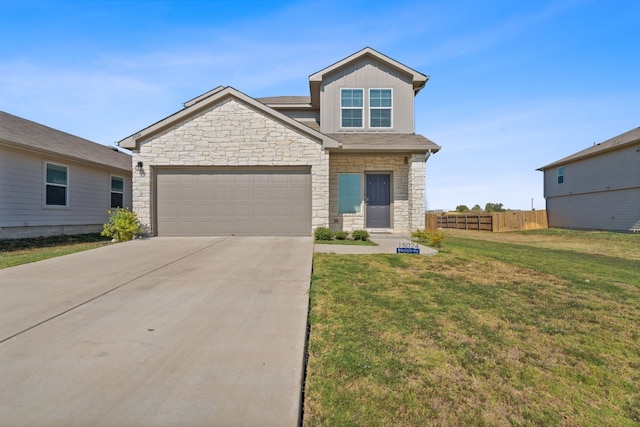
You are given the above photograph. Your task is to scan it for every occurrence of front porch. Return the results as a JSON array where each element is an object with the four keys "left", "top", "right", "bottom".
[{"left": 328, "top": 154, "right": 426, "bottom": 234}]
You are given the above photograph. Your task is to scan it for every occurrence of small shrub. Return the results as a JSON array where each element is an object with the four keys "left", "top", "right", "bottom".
[
  {"left": 334, "top": 231, "right": 349, "bottom": 240},
  {"left": 412, "top": 229, "right": 428, "bottom": 241},
  {"left": 412, "top": 228, "right": 445, "bottom": 248},
  {"left": 352, "top": 229, "right": 370, "bottom": 241},
  {"left": 101, "top": 208, "right": 142, "bottom": 242},
  {"left": 314, "top": 227, "right": 334, "bottom": 241},
  {"left": 428, "top": 231, "right": 445, "bottom": 248}
]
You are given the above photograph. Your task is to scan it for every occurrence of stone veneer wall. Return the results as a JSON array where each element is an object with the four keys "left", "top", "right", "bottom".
[
  {"left": 329, "top": 155, "right": 426, "bottom": 233},
  {"left": 408, "top": 154, "right": 426, "bottom": 231},
  {"left": 131, "top": 98, "right": 330, "bottom": 234}
]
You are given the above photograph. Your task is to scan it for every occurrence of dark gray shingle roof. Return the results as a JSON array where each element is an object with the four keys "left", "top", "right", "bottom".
[
  {"left": 538, "top": 126, "right": 640, "bottom": 170},
  {"left": 0, "top": 111, "right": 131, "bottom": 172}
]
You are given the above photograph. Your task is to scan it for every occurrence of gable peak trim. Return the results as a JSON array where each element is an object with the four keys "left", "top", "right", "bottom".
[{"left": 309, "top": 47, "right": 428, "bottom": 86}]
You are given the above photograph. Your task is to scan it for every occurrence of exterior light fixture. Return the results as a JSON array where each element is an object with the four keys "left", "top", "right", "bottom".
[{"left": 135, "top": 161, "right": 143, "bottom": 172}]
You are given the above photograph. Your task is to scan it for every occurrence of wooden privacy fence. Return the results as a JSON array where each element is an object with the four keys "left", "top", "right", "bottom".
[{"left": 425, "top": 210, "right": 548, "bottom": 232}]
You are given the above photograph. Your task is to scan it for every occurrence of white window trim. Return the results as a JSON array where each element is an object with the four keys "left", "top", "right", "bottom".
[
  {"left": 110, "top": 175, "right": 125, "bottom": 208},
  {"left": 369, "top": 88, "right": 393, "bottom": 129},
  {"left": 340, "top": 88, "right": 364, "bottom": 129},
  {"left": 557, "top": 166, "right": 564, "bottom": 185},
  {"left": 44, "top": 161, "right": 69, "bottom": 208}
]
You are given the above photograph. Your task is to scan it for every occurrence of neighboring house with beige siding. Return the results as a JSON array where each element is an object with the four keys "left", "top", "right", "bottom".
[
  {"left": 538, "top": 126, "right": 640, "bottom": 232},
  {"left": 119, "top": 47, "right": 440, "bottom": 236},
  {"left": 0, "top": 111, "right": 132, "bottom": 239}
]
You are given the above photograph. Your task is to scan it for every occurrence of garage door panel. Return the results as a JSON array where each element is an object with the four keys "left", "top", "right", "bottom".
[
  {"left": 253, "top": 203, "right": 271, "bottom": 216},
  {"left": 156, "top": 168, "right": 311, "bottom": 236},
  {"left": 215, "top": 221, "right": 235, "bottom": 234},
  {"left": 271, "top": 187, "right": 292, "bottom": 199},
  {"left": 252, "top": 187, "right": 271, "bottom": 200},
  {"left": 216, "top": 186, "right": 234, "bottom": 199},
  {"left": 215, "top": 205, "right": 235, "bottom": 216}
]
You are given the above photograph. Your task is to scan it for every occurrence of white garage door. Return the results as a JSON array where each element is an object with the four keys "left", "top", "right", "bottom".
[{"left": 155, "top": 168, "right": 311, "bottom": 236}]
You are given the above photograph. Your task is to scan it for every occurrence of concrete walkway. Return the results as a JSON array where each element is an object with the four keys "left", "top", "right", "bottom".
[
  {"left": 0, "top": 236, "right": 313, "bottom": 427},
  {"left": 314, "top": 233, "right": 438, "bottom": 256}
]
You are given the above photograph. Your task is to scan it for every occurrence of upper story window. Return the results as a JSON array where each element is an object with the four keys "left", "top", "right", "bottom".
[
  {"left": 110, "top": 176, "right": 124, "bottom": 208},
  {"left": 45, "top": 162, "right": 68, "bottom": 206},
  {"left": 557, "top": 166, "right": 564, "bottom": 184},
  {"left": 369, "top": 89, "right": 392, "bottom": 128},
  {"left": 340, "top": 88, "right": 364, "bottom": 128}
]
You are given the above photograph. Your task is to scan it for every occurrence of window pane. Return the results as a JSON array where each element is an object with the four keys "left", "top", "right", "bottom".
[
  {"left": 342, "top": 109, "right": 363, "bottom": 128},
  {"left": 341, "top": 89, "right": 363, "bottom": 107},
  {"left": 341, "top": 91, "right": 351, "bottom": 107},
  {"left": 111, "top": 192, "right": 124, "bottom": 208},
  {"left": 370, "top": 89, "right": 391, "bottom": 108},
  {"left": 46, "top": 164, "right": 67, "bottom": 185},
  {"left": 370, "top": 89, "right": 380, "bottom": 107},
  {"left": 371, "top": 109, "right": 391, "bottom": 127},
  {"left": 379, "top": 89, "right": 392, "bottom": 107},
  {"left": 352, "top": 89, "right": 363, "bottom": 107},
  {"left": 111, "top": 177, "right": 124, "bottom": 192},
  {"left": 46, "top": 185, "right": 67, "bottom": 205},
  {"left": 338, "top": 174, "right": 361, "bottom": 214}
]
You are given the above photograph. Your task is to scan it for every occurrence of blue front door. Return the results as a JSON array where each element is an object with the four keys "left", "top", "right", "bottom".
[{"left": 366, "top": 173, "right": 391, "bottom": 228}]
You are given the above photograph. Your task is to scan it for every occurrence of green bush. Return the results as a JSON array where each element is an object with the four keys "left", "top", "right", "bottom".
[
  {"left": 412, "top": 229, "right": 427, "bottom": 241},
  {"left": 314, "top": 227, "right": 334, "bottom": 241},
  {"left": 101, "top": 208, "right": 142, "bottom": 242},
  {"left": 427, "top": 231, "right": 445, "bottom": 248},
  {"left": 351, "top": 229, "right": 370, "bottom": 241},
  {"left": 412, "top": 228, "right": 445, "bottom": 248},
  {"left": 334, "top": 231, "right": 349, "bottom": 240}
]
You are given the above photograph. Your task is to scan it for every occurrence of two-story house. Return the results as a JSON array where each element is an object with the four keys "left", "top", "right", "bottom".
[
  {"left": 119, "top": 47, "right": 440, "bottom": 236},
  {"left": 538, "top": 126, "right": 640, "bottom": 232}
]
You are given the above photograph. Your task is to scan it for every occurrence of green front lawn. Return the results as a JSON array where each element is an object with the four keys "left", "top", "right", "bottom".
[
  {"left": 0, "top": 234, "right": 111, "bottom": 269},
  {"left": 304, "top": 229, "right": 640, "bottom": 426}
]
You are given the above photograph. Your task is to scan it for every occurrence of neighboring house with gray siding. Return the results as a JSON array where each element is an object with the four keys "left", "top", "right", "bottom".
[
  {"left": 537, "top": 126, "right": 640, "bottom": 232},
  {"left": 0, "top": 111, "right": 132, "bottom": 239},
  {"left": 119, "top": 47, "right": 440, "bottom": 236}
]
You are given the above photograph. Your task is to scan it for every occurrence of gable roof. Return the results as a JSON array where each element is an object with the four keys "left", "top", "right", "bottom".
[
  {"left": 119, "top": 86, "right": 339, "bottom": 150},
  {"left": 538, "top": 126, "right": 640, "bottom": 170},
  {"left": 0, "top": 111, "right": 131, "bottom": 172},
  {"left": 308, "top": 47, "right": 429, "bottom": 107}
]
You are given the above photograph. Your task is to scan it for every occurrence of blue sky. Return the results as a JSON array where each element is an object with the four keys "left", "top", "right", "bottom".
[{"left": 1, "top": 0, "right": 638, "bottom": 211}]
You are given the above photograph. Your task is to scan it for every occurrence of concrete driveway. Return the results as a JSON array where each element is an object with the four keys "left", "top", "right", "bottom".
[{"left": 0, "top": 236, "right": 313, "bottom": 427}]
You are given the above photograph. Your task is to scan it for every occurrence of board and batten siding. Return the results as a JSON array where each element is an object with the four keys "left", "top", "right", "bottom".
[
  {"left": 543, "top": 143, "right": 640, "bottom": 231},
  {"left": 0, "top": 144, "right": 132, "bottom": 231},
  {"left": 319, "top": 57, "right": 415, "bottom": 134}
]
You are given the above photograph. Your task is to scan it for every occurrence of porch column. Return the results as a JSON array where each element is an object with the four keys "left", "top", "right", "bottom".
[{"left": 408, "top": 154, "right": 426, "bottom": 231}]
